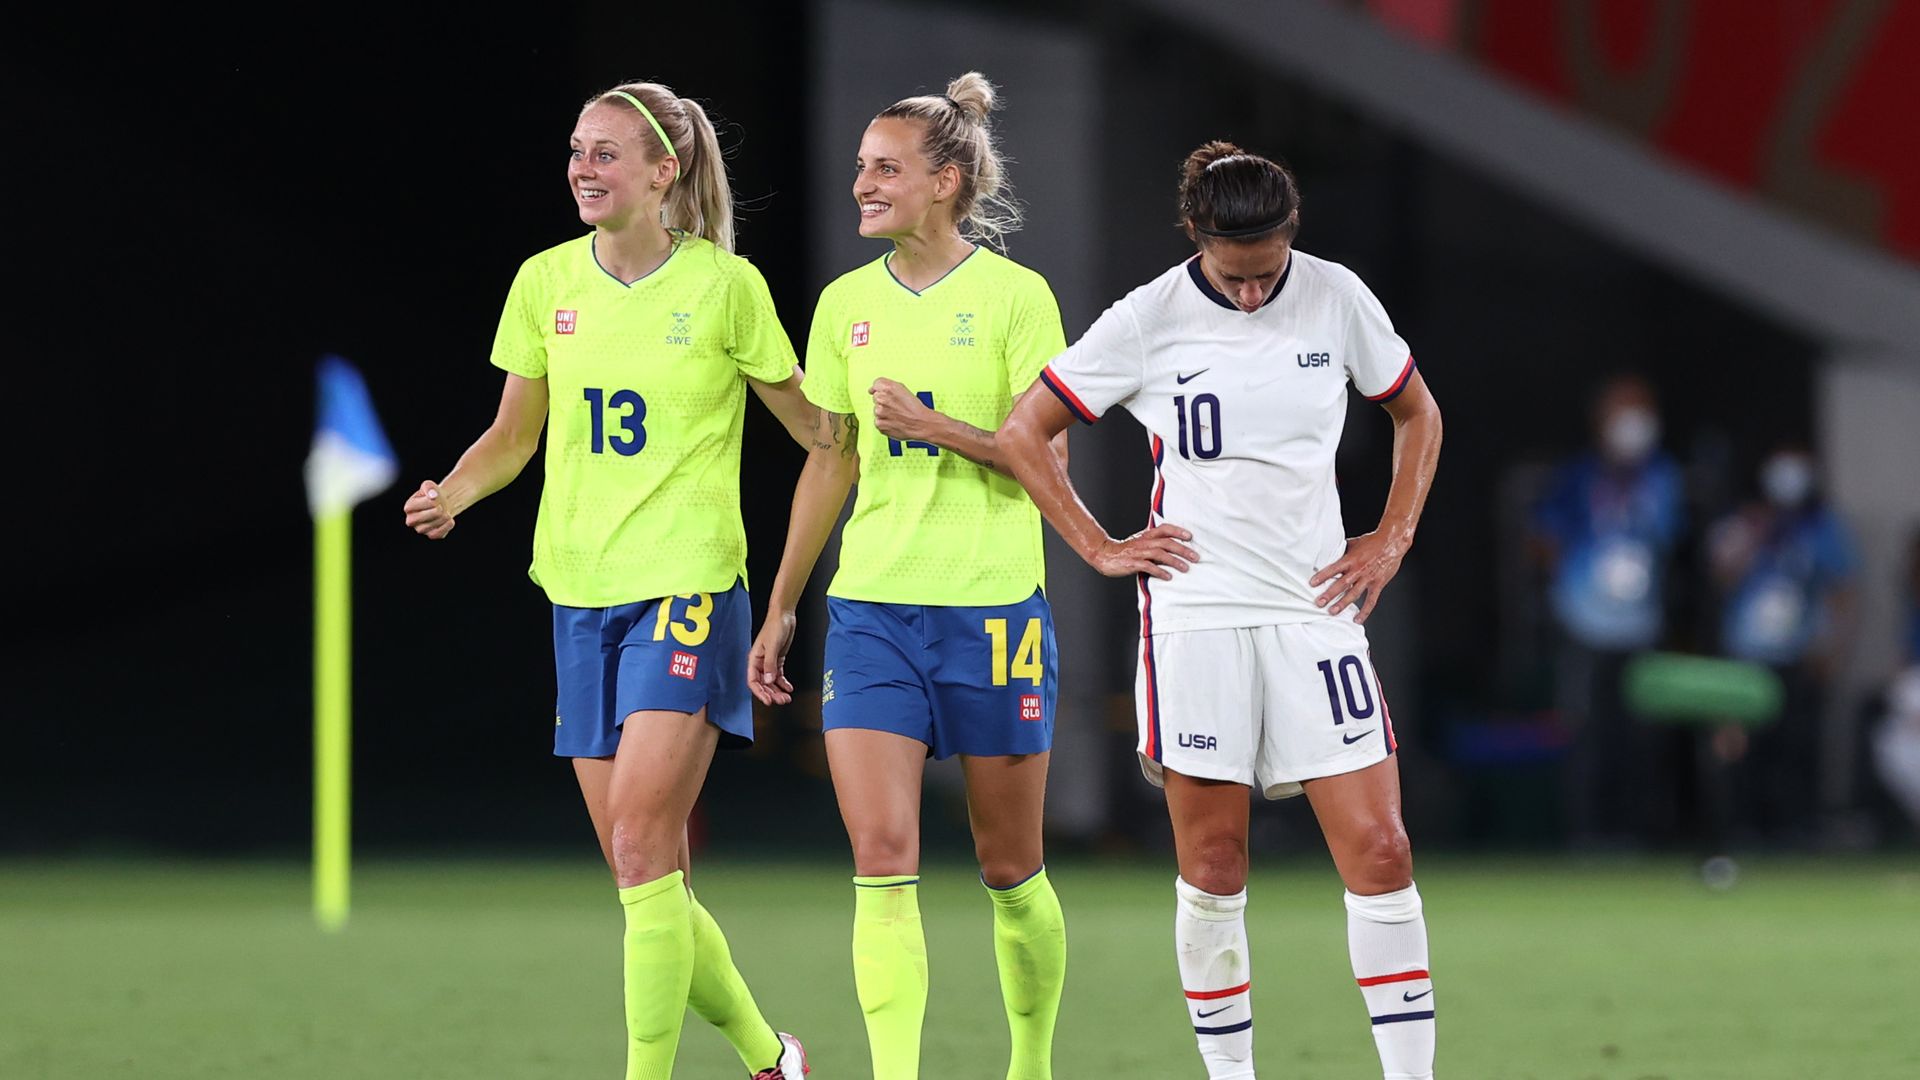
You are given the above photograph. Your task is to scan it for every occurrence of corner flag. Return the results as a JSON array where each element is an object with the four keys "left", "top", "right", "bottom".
[{"left": 305, "top": 356, "right": 396, "bottom": 932}]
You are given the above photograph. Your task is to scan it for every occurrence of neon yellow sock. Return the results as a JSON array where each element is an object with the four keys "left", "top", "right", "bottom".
[
  {"left": 687, "top": 890, "right": 783, "bottom": 1073},
  {"left": 986, "top": 867, "right": 1067, "bottom": 1080},
  {"left": 852, "top": 875, "right": 927, "bottom": 1080},
  {"left": 619, "top": 871, "right": 694, "bottom": 1080}
]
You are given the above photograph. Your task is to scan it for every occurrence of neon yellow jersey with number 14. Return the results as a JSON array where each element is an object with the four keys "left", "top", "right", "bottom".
[
  {"left": 803, "top": 246, "right": 1067, "bottom": 606},
  {"left": 490, "top": 232, "right": 797, "bottom": 608}
]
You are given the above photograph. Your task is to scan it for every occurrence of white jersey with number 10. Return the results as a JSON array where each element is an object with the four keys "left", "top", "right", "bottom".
[{"left": 1039, "top": 249, "right": 1415, "bottom": 634}]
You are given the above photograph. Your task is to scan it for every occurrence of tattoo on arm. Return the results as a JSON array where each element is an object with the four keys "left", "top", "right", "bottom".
[
  {"left": 819, "top": 411, "right": 858, "bottom": 459},
  {"left": 807, "top": 405, "right": 836, "bottom": 452},
  {"left": 839, "top": 413, "right": 859, "bottom": 460},
  {"left": 953, "top": 420, "right": 998, "bottom": 471}
]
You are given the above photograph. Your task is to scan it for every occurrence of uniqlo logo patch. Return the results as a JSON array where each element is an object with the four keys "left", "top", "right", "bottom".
[
  {"left": 555, "top": 309, "right": 577, "bottom": 334},
  {"left": 1020, "top": 694, "right": 1043, "bottom": 721},
  {"left": 670, "top": 651, "right": 699, "bottom": 680},
  {"left": 851, "top": 321, "right": 871, "bottom": 347}
]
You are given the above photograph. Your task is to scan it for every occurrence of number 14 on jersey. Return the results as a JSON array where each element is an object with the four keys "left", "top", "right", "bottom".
[{"left": 985, "top": 617, "right": 1044, "bottom": 686}]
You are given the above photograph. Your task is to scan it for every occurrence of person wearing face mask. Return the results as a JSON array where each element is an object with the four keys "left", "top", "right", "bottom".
[
  {"left": 1530, "top": 375, "right": 1686, "bottom": 847},
  {"left": 1707, "top": 444, "right": 1860, "bottom": 844}
]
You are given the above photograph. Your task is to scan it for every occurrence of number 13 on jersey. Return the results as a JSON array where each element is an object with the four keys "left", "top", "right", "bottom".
[
  {"left": 583, "top": 387, "right": 647, "bottom": 455},
  {"left": 985, "top": 617, "right": 1044, "bottom": 686}
]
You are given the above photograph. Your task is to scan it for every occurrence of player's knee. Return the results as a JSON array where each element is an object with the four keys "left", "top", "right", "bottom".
[
  {"left": 975, "top": 850, "right": 1042, "bottom": 890},
  {"left": 972, "top": 824, "right": 1044, "bottom": 888},
  {"left": 1348, "top": 823, "right": 1413, "bottom": 893},
  {"left": 608, "top": 816, "right": 680, "bottom": 887},
  {"left": 1184, "top": 835, "right": 1249, "bottom": 895},
  {"left": 848, "top": 827, "right": 919, "bottom": 877}
]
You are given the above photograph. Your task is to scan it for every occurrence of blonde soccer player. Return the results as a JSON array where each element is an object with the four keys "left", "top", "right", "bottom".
[
  {"left": 996, "top": 142, "right": 1445, "bottom": 1080},
  {"left": 403, "top": 82, "right": 811, "bottom": 1080},
  {"left": 748, "top": 72, "right": 1071, "bottom": 1080}
]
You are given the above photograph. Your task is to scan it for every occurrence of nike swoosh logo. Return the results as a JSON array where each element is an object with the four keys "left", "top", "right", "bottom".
[
  {"left": 1342, "top": 729, "right": 1376, "bottom": 745},
  {"left": 1195, "top": 1005, "right": 1235, "bottom": 1018},
  {"left": 1175, "top": 368, "right": 1209, "bottom": 384},
  {"left": 1403, "top": 989, "right": 1433, "bottom": 1002}
]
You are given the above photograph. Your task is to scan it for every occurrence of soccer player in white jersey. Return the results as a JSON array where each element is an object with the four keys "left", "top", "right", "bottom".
[{"left": 995, "top": 141, "right": 1445, "bottom": 1079}]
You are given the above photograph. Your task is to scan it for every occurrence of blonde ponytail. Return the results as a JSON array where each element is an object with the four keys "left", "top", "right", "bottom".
[{"left": 666, "top": 96, "right": 734, "bottom": 252}]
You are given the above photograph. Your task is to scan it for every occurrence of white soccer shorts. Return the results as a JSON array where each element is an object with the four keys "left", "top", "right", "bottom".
[{"left": 1135, "top": 618, "right": 1396, "bottom": 799}]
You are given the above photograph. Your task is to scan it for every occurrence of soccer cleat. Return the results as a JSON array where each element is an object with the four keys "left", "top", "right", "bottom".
[{"left": 750, "top": 1031, "right": 808, "bottom": 1079}]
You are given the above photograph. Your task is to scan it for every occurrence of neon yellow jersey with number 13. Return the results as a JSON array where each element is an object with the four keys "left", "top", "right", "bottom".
[
  {"left": 490, "top": 232, "right": 797, "bottom": 608},
  {"left": 803, "top": 246, "right": 1067, "bottom": 606}
]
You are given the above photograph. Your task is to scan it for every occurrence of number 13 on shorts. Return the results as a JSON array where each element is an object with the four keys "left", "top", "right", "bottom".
[
  {"left": 985, "top": 617, "right": 1044, "bottom": 686},
  {"left": 652, "top": 592, "right": 713, "bottom": 646}
]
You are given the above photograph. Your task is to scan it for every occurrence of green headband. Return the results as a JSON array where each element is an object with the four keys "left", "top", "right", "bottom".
[{"left": 609, "top": 91, "right": 678, "bottom": 182}]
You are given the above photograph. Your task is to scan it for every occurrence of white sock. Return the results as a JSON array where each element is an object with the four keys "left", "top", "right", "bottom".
[
  {"left": 1346, "top": 883, "right": 1435, "bottom": 1080},
  {"left": 1175, "top": 876, "right": 1255, "bottom": 1079}
]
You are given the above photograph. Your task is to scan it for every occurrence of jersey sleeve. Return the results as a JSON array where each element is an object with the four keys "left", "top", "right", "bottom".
[
  {"left": 1037, "top": 295, "right": 1145, "bottom": 424},
  {"left": 489, "top": 258, "right": 548, "bottom": 379},
  {"left": 1004, "top": 273, "right": 1069, "bottom": 398},
  {"left": 800, "top": 290, "right": 853, "bottom": 414},
  {"left": 1344, "top": 274, "right": 1415, "bottom": 402},
  {"left": 726, "top": 259, "right": 800, "bottom": 383}
]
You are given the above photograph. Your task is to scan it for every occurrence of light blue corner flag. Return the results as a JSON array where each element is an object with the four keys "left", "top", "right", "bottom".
[
  {"left": 305, "top": 354, "right": 395, "bottom": 932},
  {"left": 305, "top": 355, "right": 398, "bottom": 518}
]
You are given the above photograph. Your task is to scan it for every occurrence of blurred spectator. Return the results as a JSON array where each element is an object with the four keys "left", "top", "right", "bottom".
[
  {"left": 1706, "top": 445, "right": 1859, "bottom": 845},
  {"left": 1531, "top": 374, "right": 1686, "bottom": 846},
  {"left": 1870, "top": 531, "right": 1920, "bottom": 832}
]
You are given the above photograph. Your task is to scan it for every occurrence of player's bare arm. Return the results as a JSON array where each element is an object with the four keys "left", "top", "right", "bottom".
[
  {"left": 1309, "top": 368, "right": 1442, "bottom": 622},
  {"left": 998, "top": 381, "right": 1196, "bottom": 579},
  {"left": 749, "top": 405, "right": 860, "bottom": 704},
  {"left": 870, "top": 377, "right": 1067, "bottom": 476},
  {"left": 747, "top": 365, "right": 817, "bottom": 450},
  {"left": 403, "top": 372, "right": 549, "bottom": 539}
]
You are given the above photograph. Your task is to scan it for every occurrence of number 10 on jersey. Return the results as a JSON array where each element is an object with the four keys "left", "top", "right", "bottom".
[
  {"left": 1174, "top": 393, "right": 1222, "bottom": 460},
  {"left": 985, "top": 617, "right": 1044, "bottom": 686}
]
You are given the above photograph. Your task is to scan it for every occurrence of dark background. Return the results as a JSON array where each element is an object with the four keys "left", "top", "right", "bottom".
[
  {"left": 5, "top": 10, "right": 820, "bottom": 854},
  {"left": 4, "top": 6, "right": 1855, "bottom": 857}
]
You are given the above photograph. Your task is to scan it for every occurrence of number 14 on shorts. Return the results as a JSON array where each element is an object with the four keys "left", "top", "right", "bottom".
[{"left": 985, "top": 617, "right": 1043, "bottom": 686}]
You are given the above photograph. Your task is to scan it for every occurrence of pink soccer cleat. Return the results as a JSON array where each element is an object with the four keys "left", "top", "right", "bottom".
[{"left": 750, "top": 1031, "right": 808, "bottom": 1079}]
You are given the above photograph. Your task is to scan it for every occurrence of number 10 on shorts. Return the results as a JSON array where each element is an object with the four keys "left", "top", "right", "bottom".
[
  {"left": 985, "top": 617, "right": 1043, "bottom": 686},
  {"left": 1316, "top": 654, "right": 1376, "bottom": 725}
]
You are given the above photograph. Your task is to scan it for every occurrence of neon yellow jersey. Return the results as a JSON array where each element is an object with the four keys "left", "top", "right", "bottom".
[
  {"left": 803, "top": 247, "right": 1066, "bottom": 605},
  {"left": 490, "top": 232, "right": 797, "bottom": 607}
]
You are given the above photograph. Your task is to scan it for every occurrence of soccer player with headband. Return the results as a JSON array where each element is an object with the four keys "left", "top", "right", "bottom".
[
  {"left": 994, "top": 141, "right": 1446, "bottom": 1080},
  {"left": 403, "top": 81, "right": 813, "bottom": 1080},
  {"left": 748, "top": 71, "right": 1072, "bottom": 1080}
]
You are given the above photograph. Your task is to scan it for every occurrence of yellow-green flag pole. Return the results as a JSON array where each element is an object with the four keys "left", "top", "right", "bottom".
[
  {"left": 313, "top": 508, "right": 352, "bottom": 932},
  {"left": 307, "top": 354, "right": 393, "bottom": 934}
]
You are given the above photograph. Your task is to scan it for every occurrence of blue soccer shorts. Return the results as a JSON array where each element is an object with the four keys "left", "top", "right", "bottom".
[
  {"left": 822, "top": 587, "right": 1058, "bottom": 759},
  {"left": 550, "top": 580, "right": 754, "bottom": 758}
]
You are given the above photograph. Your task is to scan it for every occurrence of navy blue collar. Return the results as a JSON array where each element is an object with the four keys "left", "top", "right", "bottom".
[{"left": 1187, "top": 252, "right": 1291, "bottom": 311}]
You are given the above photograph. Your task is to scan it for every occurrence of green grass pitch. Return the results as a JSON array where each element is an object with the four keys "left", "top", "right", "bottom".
[{"left": 3, "top": 856, "right": 1916, "bottom": 1078}]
